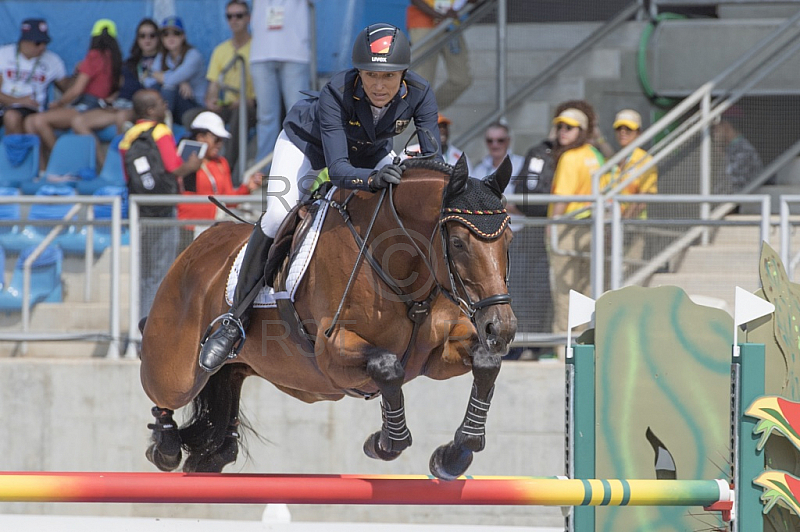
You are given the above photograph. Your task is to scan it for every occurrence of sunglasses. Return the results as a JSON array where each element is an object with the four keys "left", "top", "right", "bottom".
[
  {"left": 138, "top": 32, "right": 157, "bottom": 39},
  {"left": 556, "top": 123, "right": 576, "bottom": 132},
  {"left": 486, "top": 137, "right": 509, "bottom": 145},
  {"left": 162, "top": 29, "right": 183, "bottom": 37},
  {"left": 226, "top": 12, "right": 248, "bottom": 20},
  {"left": 615, "top": 126, "right": 636, "bottom": 133},
  {"left": 34, "top": 41, "right": 47, "bottom": 47}
]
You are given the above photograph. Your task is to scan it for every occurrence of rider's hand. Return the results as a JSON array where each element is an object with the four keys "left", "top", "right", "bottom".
[{"left": 368, "top": 163, "right": 405, "bottom": 191}]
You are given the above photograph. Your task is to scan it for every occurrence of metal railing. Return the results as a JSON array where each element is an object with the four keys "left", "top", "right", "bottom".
[
  {"left": 585, "top": 7, "right": 800, "bottom": 297},
  {"left": 0, "top": 195, "right": 123, "bottom": 358}
]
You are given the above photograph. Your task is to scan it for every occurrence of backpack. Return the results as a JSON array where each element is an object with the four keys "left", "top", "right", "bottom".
[
  {"left": 514, "top": 139, "right": 556, "bottom": 218},
  {"left": 124, "top": 125, "right": 176, "bottom": 217}
]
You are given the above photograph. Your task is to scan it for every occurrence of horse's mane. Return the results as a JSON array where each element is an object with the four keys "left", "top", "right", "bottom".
[{"left": 401, "top": 157, "right": 454, "bottom": 176}]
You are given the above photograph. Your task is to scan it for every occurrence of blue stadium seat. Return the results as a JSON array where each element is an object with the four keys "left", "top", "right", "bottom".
[
  {"left": 92, "top": 185, "right": 129, "bottom": 252},
  {"left": 76, "top": 134, "right": 125, "bottom": 195},
  {"left": 0, "top": 187, "right": 32, "bottom": 253},
  {"left": 0, "top": 245, "right": 63, "bottom": 311},
  {"left": 22, "top": 133, "right": 96, "bottom": 194},
  {"left": 95, "top": 124, "right": 118, "bottom": 143},
  {"left": 0, "top": 134, "right": 40, "bottom": 189}
]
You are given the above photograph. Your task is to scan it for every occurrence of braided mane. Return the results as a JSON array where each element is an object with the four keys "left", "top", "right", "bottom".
[{"left": 401, "top": 157, "right": 454, "bottom": 175}]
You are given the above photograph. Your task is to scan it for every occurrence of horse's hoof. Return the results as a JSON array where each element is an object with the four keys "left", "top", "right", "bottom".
[
  {"left": 146, "top": 442, "right": 182, "bottom": 472},
  {"left": 183, "top": 437, "right": 238, "bottom": 473},
  {"left": 429, "top": 442, "right": 473, "bottom": 481},
  {"left": 363, "top": 431, "right": 403, "bottom": 461}
]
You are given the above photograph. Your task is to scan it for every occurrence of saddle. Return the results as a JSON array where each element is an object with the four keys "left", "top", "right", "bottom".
[{"left": 265, "top": 197, "right": 324, "bottom": 354}]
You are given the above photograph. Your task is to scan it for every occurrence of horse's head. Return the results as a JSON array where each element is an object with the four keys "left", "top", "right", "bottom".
[{"left": 439, "top": 155, "right": 518, "bottom": 355}]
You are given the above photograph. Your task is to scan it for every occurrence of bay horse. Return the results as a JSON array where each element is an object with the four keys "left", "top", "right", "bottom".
[{"left": 139, "top": 155, "right": 517, "bottom": 479}]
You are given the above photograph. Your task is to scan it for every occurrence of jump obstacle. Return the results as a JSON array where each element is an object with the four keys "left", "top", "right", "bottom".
[{"left": 1, "top": 345, "right": 766, "bottom": 530}]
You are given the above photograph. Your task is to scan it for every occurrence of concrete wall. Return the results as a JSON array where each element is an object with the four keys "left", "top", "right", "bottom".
[{"left": 0, "top": 358, "right": 566, "bottom": 527}]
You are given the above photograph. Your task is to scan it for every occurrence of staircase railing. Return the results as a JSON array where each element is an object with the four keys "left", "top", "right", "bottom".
[
  {"left": 450, "top": 1, "right": 642, "bottom": 149},
  {"left": 591, "top": 7, "right": 800, "bottom": 295}
]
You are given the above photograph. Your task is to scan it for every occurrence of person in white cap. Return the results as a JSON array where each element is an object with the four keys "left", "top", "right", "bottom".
[
  {"left": 177, "top": 111, "right": 262, "bottom": 248},
  {"left": 547, "top": 100, "right": 606, "bottom": 334}
]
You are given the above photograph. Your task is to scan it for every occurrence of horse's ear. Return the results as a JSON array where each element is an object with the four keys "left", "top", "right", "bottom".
[
  {"left": 445, "top": 154, "right": 469, "bottom": 199},
  {"left": 485, "top": 155, "right": 512, "bottom": 196}
]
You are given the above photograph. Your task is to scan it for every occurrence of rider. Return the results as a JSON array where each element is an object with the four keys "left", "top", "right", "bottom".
[{"left": 199, "top": 23, "right": 442, "bottom": 373}]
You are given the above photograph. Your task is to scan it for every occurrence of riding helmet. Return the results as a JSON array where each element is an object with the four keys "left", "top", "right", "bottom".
[{"left": 351, "top": 23, "right": 411, "bottom": 72}]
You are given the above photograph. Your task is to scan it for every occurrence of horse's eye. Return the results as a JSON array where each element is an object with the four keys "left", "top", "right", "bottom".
[{"left": 449, "top": 236, "right": 465, "bottom": 250}]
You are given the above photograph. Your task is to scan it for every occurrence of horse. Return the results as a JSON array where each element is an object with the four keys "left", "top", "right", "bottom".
[{"left": 139, "top": 155, "right": 517, "bottom": 479}]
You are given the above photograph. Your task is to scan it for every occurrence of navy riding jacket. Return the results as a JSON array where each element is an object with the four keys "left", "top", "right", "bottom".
[{"left": 283, "top": 68, "right": 442, "bottom": 191}]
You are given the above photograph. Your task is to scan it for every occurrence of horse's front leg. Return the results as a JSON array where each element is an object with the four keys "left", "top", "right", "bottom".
[
  {"left": 430, "top": 343, "right": 501, "bottom": 480},
  {"left": 363, "top": 347, "right": 413, "bottom": 461}
]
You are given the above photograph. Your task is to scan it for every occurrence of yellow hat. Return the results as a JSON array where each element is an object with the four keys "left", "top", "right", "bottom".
[
  {"left": 91, "top": 19, "right": 118, "bottom": 39},
  {"left": 552, "top": 108, "right": 588, "bottom": 130},
  {"left": 613, "top": 109, "right": 642, "bottom": 130}
]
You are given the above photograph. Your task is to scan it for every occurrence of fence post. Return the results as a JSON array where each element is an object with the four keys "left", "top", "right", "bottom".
[{"left": 566, "top": 343, "right": 595, "bottom": 532}]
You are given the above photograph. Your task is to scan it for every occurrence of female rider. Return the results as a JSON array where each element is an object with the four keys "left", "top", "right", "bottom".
[{"left": 200, "top": 22, "right": 442, "bottom": 373}]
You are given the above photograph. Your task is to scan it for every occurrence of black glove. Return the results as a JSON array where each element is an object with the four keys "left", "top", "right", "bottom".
[{"left": 368, "top": 163, "right": 405, "bottom": 191}]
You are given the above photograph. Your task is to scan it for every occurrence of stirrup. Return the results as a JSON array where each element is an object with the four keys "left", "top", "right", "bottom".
[{"left": 200, "top": 312, "right": 247, "bottom": 359}]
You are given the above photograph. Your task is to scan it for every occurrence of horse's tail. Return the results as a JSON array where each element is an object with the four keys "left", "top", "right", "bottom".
[{"left": 179, "top": 364, "right": 253, "bottom": 472}]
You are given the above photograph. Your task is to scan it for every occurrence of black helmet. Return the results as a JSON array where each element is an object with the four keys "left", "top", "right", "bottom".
[{"left": 351, "top": 23, "right": 411, "bottom": 71}]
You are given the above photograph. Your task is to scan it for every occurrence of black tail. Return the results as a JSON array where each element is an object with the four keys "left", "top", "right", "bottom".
[{"left": 179, "top": 364, "right": 251, "bottom": 470}]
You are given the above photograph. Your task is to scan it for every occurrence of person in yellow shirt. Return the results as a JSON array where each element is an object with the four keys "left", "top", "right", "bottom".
[
  {"left": 547, "top": 101, "right": 605, "bottom": 333},
  {"left": 203, "top": 0, "right": 257, "bottom": 179},
  {"left": 603, "top": 109, "right": 657, "bottom": 276}
]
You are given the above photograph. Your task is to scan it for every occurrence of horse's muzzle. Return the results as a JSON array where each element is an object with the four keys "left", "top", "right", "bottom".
[{"left": 477, "top": 306, "right": 517, "bottom": 355}]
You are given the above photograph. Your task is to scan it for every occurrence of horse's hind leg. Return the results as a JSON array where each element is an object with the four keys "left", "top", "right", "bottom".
[
  {"left": 182, "top": 364, "right": 249, "bottom": 473},
  {"left": 363, "top": 349, "right": 413, "bottom": 461},
  {"left": 430, "top": 346, "right": 501, "bottom": 480},
  {"left": 146, "top": 407, "right": 183, "bottom": 471}
]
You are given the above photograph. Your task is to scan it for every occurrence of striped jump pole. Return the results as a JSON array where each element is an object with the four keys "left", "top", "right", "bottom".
[{"left": 0, "top": 472, "right": 731, "bottom": 509}]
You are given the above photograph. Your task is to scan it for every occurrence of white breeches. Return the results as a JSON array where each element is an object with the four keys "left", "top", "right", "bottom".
[{"left": 259, "top": 129, "right": 394, "bottom": 238}]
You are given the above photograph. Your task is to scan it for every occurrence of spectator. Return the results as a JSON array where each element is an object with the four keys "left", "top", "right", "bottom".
[
  {"left": 177, "top": 111, "right": 262, "bottom": 250},
  {"left": 711, "top": 108, "right": 763, "bottom": 194},
  {"left": 407, "top": 0, "right": 475, "bottom": 110},
  {"left": 474, "top": 122, "right": 524, "bottom": 179},
  {"left": 72, "top": 18, "right": 162, "bottom": 168},
  {"left": 401, "top": 113, "right": 470, "bottom": 171},
  {"left": 249, "top": 0, "right": 311, "bottom": 167},
  {"left": 601, "top": 109, "right": 658, "bottom": 286},
  {"left": 547, "top": 100, "right": 605, "bottom": 334},
  {"left": 145, "top": 17, "right": 207, "bottom": 127},
  {"left": 119, "top": 89, "right": 201, "bottom": 319},
  {"left": 0, "top": 19, "right": 69, "bottom": 134},
  {"left": 25, "top": 19, "right": 122, "bottom": 168},
  {"left": 203, "top": 0, "right": 257, "bottom": 181}
]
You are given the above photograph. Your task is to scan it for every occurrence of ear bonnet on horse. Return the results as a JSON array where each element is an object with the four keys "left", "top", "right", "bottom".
[{"left": 441, "top": 160, "right": 511, "bottom": 240}]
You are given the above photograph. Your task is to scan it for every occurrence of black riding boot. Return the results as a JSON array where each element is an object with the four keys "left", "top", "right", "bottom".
[{"left": 199, "top": 225, "right": 273, "bottom": 373}]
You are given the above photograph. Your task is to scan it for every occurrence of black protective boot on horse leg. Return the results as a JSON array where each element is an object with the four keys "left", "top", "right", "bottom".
[
  {"left": 430, "top": 348, "right": 502, "bottom": 480},
  {"left": 199, "top": 223, "right": 273, "bottom": 373},
  {"left": 363, "top": 350, "right": 413, "bottom": 461},
  {"left": 146, "top": 406, "right": 183, "bottom": 471}
]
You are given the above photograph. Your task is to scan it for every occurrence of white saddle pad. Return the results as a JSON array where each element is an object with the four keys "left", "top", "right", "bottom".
[{"left": 225, "top": 186, "right": 336, "bottom": 308}]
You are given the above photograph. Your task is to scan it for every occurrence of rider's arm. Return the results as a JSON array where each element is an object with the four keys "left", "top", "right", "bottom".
[{"left": 317, "top": 84, "right": 374, "bottom": 191}]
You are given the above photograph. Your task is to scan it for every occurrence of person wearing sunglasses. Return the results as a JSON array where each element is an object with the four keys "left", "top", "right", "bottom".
[
  {"left": 72, "top": 18, "right": 162, "bottom": 170},
  {"left": 547, "top": 100, "right": 606, "bottom": 334},
  {"left": 474, "top": 122, "right": 524, "bottom": 180},
  {"left": 201, "top": 0, "right": 257, "bottom": 180},
  {"left": 0, "top": 18, "right": 70, "bottom": 134},
  {"left": 198, "top": 22, "right": 442, "bottom": 374},
  {"left": 144, "top": 16, "right": 207, "bottom": 126}
]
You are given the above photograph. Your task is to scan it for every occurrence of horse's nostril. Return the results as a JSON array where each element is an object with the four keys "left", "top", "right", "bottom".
[{"left": 486, "top": 322, "right": 497, "bottom": 337}]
